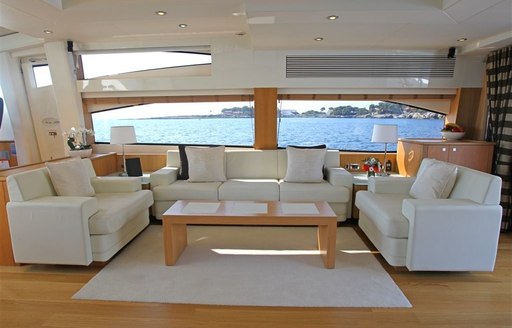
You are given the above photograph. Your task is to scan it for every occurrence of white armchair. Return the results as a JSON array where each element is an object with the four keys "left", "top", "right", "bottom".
[
  {"left": 355, "top": 158, "right": 502, "bottom": 271},
  {"left": 6, "top": 158, "right": 153, "bottom": 265}
]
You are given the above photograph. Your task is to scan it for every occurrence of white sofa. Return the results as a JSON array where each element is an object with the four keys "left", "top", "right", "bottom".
[
  {"left": 6, "top": 158, "right": 153, "bottom": 265},
  {"left": 150, "top": 148, "right": 353, "bottom": 221},
  {"left": 355, "top": 158, "right": 502, "bottom": 272}
]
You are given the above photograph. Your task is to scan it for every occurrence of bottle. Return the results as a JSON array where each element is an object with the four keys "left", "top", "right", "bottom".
[{"left": 385, "top": 160, "right": 392, "bottom": 172}]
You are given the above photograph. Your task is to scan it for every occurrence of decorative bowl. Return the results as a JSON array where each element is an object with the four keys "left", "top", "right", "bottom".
[
  {"left": 69, "top": 148, "right": 93, "bottom": 158},
  {"left": 441, "top": 131, "right": 465, "bottom": 140}
]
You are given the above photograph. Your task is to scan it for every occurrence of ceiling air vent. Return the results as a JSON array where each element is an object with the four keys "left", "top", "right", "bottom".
[{"left": 286, "top": 55, "right": 455, "bottom": 78}]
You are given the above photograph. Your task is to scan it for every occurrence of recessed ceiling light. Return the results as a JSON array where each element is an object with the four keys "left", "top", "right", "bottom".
[
  {"left": 155, "top": 11, "right": 167, "bottom": 16},
  {"left": 232, "top": 12, "right": 246, "bottom": 16},
  {"left": 178, "top": 23, "right": 188, "bottom": 28},
  {"left": 43, "top": 30, "right": 53, "bottom": 34},
  {"left": 457, "top": 37, "right": 468, "bottom": 42},
  {"left": 327, "top": 15, "right": 339, "bottom": 20},
  {"left": 314, "top": 37, "right": 324, "bottom": 41}
]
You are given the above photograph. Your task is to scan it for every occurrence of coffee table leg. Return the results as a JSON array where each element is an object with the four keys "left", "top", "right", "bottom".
[
  {"left": 163, "top": 220, "right": 188, "bottom": 265},
  {"left": 317, "top": 223, "right": 336, "bottom": 269}
]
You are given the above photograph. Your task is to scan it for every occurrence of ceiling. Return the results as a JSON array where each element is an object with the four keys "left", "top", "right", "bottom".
[{"left": 0, "top": 0, "right": 511, "bottom": 54}]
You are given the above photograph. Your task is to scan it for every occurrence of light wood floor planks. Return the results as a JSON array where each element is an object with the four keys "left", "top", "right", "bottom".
[{"left": 0, "top": 225, "right": 510, "bottom": 328}]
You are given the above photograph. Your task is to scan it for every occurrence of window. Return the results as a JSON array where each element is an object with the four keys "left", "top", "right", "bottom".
[
  {"left": 92, "top": 102, "right": 254, "bottom": 146},
  {"left": 81, "top": 50, "right": 211, "bottom": 79},
  {"left": 277, "top": 100, "right": 445, "bottom": 151},
  {"left": 33, "top": 64, "right": 52, "bottom": 88}
]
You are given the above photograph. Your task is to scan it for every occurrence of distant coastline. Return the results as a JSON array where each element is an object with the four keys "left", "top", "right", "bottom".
[{"left": 139, "top": 102, "right": 443, "bottom": 120}]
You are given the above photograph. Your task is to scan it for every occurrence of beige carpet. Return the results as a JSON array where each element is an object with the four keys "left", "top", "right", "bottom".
[{"left": 73, "top": 225, "right": 411, "bottom": 307}]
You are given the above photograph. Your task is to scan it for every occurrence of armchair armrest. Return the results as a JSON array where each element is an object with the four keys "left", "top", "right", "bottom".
[
  {"left": 325, "top": 167, "right": 353, "bottom": 188},
  {"left": 368, "top": 176, "right": 415, "bottom": 194},
  {"left": 402, "top": 198, "right": 502, "bottom": 271},
  {"left": 150, "top": 167, "right": 178, "bottom": 187},
  {"left": 7, "top": 196, "right": 99, "bottom": 265},
  {"left": 91, "top": 176, "right": 141, "bottom": 193}
]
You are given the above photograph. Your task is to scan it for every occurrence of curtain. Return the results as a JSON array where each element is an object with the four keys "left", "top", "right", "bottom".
[{"left": 486, "top": 45, "right": 512, "bottom": 232}]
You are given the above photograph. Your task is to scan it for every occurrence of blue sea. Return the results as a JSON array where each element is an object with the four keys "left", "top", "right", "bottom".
[{"left": 92, "top": 117, "right": 444, "bottom": 151}]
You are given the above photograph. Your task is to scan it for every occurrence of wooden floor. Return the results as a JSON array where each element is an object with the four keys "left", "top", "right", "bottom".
[{"left": 0, "top": 224, "right": 511, "bottom": 328}]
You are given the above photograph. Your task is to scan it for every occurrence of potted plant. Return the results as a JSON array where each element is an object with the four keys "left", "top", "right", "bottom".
[
  {"left": 63, "top": 127, "right": 94, "bottom": 158},
  {"left": 362, "top": 157, "right": 380, "bottom": 177}
]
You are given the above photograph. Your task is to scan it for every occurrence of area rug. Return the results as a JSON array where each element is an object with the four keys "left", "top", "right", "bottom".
[{"left": 73, "top": 225, "right": 411, "bottom": 307}]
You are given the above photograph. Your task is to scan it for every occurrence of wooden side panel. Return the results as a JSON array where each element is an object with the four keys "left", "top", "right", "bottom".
[
  {"left": 0, "top": 181, "right": 14, "bottom": 265},
  {"left": 397, "top": 140, "right": 425, "bottom": 177}
]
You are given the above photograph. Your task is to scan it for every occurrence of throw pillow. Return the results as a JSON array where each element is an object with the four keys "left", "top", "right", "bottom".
[
  {"left": 185, "top": 146, "right": 227, "bottom": 182},
  {"left": 177, "top": 144, "right": 189, "bottom": 180},
  {"left": 288, "top": 144, "right": 327, "bottom": 149},
  {"left": 409, "top": 161, "right": 458, "bottom": 199},
  {"left": 46, "top": 158, "right": 95, "bottom": 196},
  {"left": 283, "top": 146, "right": 327, "bottom": 183}
]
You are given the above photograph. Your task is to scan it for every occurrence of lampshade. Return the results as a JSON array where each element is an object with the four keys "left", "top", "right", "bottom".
[
  {"left": 110, "top": 126, "right": 137, "bottom": 145},
  {"left": 371, "top": 124, "right": 398, "bottom": 143}
]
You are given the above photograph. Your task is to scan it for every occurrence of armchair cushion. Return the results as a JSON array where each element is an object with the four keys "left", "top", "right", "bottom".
[
  {"left": 46, "top": 158, "right": 95, "bottom": 197},
  {"left": 283, "top": 146, "right": 326, "bottom": 182},
  {"left": 409, "top": 160, "right": 457, "bottom": 199}
]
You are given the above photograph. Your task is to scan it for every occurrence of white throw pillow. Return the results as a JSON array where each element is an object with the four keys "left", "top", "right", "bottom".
[
  {"left": 409, "top": 161, "right": 458, "bottom": 199},
  {"left": 185, "top": 146, "right": 227, "bottom": 182},
  {"left": 46, "top": 158, "right": 95, "bottom": 196},
  {"left": 283, "top": 146, "right": 327, "bottom": 183}
]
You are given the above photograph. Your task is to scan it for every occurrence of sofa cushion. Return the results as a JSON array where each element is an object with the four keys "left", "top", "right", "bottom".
[
  {"left": 283, "top": 146, "right": 326, "bottom": 182},
  {"left": 46, "top": 158, "right": 95, "bottom": 197},
  {"left": 88, "top": 190, "right": 153, "bottom": 235},
  {"left": 355, "top": 191, "right": 410, "bottom": 238},
  {"left": 186, "top": 146, "right": 227, "bottom": 182},
  {"left": 409, "top": 161, "right": 457, "bottom": 199},
  {"left": 219, "top": 179, "right": 279, "bottom": 201},
  {"left": 152, "top": 180, "right": 221, "bottom": 201},
  {"left": 280, "top": 181, "right": 349, "bottom": 203}
]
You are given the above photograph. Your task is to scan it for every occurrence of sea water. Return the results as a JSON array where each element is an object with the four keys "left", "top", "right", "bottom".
[{"left": 93, "top": 117, "right": 444, "bottom": 151}]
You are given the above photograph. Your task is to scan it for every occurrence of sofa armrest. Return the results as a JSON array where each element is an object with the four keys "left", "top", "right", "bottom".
[
  {"left": 368, "top": 176, "right": 416, "bottom": 194},
  {"left": 150, "top": 167, "right": 178, "bottom": 187},
  {"left": 325, "top": 167, "right": 353, "bottom": 188},
  {"left": 91, "top": 177, "right": 141, "bottom": 193},
  {"left": 6, "top": 196, "right": 99, "bottom": 265},
  {"left": 402, "top": 198, "right": 502, "bottom": 271}
]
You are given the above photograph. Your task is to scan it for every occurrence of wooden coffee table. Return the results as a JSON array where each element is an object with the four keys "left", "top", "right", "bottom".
[{"left": 162, "top": 200, "right": 338, "bottom": 269}]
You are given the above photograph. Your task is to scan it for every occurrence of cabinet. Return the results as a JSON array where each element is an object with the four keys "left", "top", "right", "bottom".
[{"left": 397, "top": 138, "right": 494, "bottom": 177}]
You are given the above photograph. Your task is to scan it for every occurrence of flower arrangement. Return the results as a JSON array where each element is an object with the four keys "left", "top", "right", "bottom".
[
  {"left": 63, "top": 127, "right": 94, "bottom": 150},
  {"left": 362, "top": 157, "right": 380, "bottom": 176}
]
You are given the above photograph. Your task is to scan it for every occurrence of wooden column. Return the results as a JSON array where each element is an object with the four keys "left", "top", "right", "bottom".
[
  {"left": 446, "top": 88, "right": 484, "bottom": 140},
  {"left": 254, "top": 88, "right": 277, "bottom": 149}
]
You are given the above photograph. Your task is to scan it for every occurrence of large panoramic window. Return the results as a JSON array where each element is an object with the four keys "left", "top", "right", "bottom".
[
  {"left": 81, "top": 50, "right": 211, "bottom": 79},
  {"left": 277, "top": 100, "right": 445, "bottom": 151},
  {"left": 92, "top": 102, "right": 254, "bottom": 146}
]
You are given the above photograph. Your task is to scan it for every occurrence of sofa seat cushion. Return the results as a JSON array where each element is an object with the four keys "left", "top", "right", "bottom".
[
  {"left": 152, "top": 180, "right": 221, "bottom": 202},
  {"left": 355, "top": 191, "right": 410, "bottom": 238},
  {"left": 218, "top": 179, "right": 279, "bottom": 201},
  {"left": 279, "top": 181, "right": 349, "bottom": 203},
  {"left": 89, "top": 190, "right": 153, "bottom": 235}
]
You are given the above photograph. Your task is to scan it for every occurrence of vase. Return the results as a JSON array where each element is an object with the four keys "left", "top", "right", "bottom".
[{"left": 69, "top": 149, "right": 92, "bottom": 158}]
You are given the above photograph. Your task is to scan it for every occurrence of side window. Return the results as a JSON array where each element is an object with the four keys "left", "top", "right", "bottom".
[
  {"left": 91, "top": 102, "right": 254, "bottom": 146},
  {"left": 33, "top": 64, "right": 52, "bottom": 88}
]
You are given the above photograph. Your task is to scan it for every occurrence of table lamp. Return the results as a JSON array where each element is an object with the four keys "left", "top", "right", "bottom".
[
  {"left": 110, "top": 126, "right": 137, "bottom": 176},
  {"left": 371, "top": 124, "right": 398, "bottom": 175}
]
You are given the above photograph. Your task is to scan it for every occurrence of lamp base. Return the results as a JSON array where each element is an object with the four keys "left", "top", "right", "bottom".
[{"left": 118, "top": 172, "right": 128, "bottom": 177}]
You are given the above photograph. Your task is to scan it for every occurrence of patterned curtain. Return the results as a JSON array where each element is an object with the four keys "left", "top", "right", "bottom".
[{"left": 486, "top": 45, "right": 512, "bottom": 232}]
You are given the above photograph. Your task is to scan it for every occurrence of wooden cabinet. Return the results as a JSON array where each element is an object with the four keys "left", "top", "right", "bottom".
[{"left": 397, "top": 138, "right": 494, "bottom": 177}]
